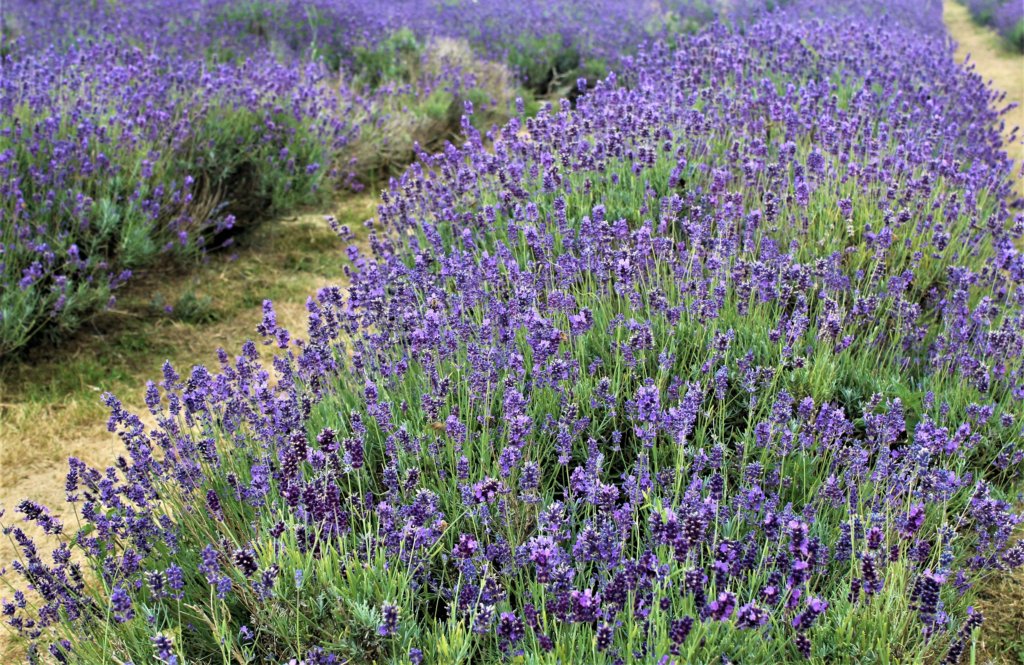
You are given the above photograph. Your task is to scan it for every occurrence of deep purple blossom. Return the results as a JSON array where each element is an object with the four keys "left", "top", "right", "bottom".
[{"left": 379, "top": 604, "right": 400, "bottom": 637}]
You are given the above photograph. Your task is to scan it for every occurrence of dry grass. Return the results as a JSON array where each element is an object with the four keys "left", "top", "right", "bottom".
[
  {"left": 341, "top": 37, "right": 518, "bottom": 183},
  {"left": 973, "top": 571, "right": 1024, "bottom": 664}
]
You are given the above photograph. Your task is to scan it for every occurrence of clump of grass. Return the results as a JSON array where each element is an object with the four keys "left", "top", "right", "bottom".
[
  {"left": 149, "top": 291, "right": 220, "bottom": 324},
  {"left": 340, "top": 36, "right": 519, "bottom": 185}
]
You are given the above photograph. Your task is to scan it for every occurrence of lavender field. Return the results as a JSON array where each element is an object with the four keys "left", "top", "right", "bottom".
[{"left": 1, "top": 0, "right": 1023, "bottom": 663}]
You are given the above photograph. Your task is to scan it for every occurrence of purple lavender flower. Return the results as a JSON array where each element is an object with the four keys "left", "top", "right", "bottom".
[
  {"left": 233, "top": 548, "right": 258, "bottom": 578},
  {"left": 497, "top": 612, "right": 525, "bottom": 646},
  {"left": 379, "top": 603, "right": 400, "bottom": 637},
  {"left": 707, "top": 592, "right": 736, "bottom": 621},
  {"left": 110, "top": 586, "right": 134, "bottom": 623},
  {"left": 736, "top": 602, "right": 770, "bottom": 629},
  {"left": 792, "top": 597, "right": 827, "bottom": 631},
  {"left": 596, "top": 622, "right": 614, "bottom": 651},
  {"left": 152, "top": 634, "right": 177, "bottom": 664},
  {"left": 911, "top": 570, "right": 945, "bottom": 628},
  {"left": 453, "top": 534, "right": 479, "bottom": 559}
]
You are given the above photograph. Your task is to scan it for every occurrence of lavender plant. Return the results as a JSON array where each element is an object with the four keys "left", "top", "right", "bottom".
[
  {"left": 992, "top": 2, "right": 1024, "bottom": 51},
  {"left": 0, "top": 41, "right": 358, "bottom": 356},
  {"left": 2, "top": 0, "right": 1023, "bottom": 663},
  {"left": 964, "top": 0, "right": 1024, "bottom": 51}
]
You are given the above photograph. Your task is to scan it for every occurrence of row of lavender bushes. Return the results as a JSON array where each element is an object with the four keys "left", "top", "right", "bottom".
[
  {"left": 962, "top": 0, "right": 1024, "bottom": 51},
  {"left": 0, "top": 0, "right": 699, "bottom": 358},
  {"left": 0, "top": 42, "right": 359, "bottom": 356}
]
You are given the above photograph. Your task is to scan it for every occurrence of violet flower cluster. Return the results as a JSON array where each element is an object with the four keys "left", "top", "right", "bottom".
[{"left": 2, "top": 0, "right": 1023, "bottom": 664}]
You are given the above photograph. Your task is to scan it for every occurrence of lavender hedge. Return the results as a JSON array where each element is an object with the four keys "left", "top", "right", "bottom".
[
  {"left": 3, "top": 0, "right": 691, "bottom": 92},
  {"left": 963, "top": 0, "right": 1024, "bottom": 51},
  {"left": 3, "top": 0, "right": 601, "bottom": 357},
  {"left": 0, "top": 41, "right": 361, "bottom": 356},
  {"left": 3, "top": 0, "right": 1024, "bottom": 664}
]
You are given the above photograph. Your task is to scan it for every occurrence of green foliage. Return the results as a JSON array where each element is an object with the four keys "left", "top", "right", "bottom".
[
  {"left": 1007, "top": 18, "right": 1024, "bottom": 52},
  {"left": 352, "top": 28, "right": 423, "bottom": 89},
  {"left": 506, "top": 34, "right": 590, "bottom": 97},
  {"left": 654, "top": 1, "right": 720, "bottom": 36},
  {"left": 185, "top": 103, "right": 329, "bottom": 230}
]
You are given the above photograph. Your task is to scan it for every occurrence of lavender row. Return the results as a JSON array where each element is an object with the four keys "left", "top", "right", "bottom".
[
  {"left": 963, "top": 0, "right": 1024, "bottom": 52},
  {"left": 4, "top": 0, "right": 687, "bottom": 88},
  {"left": 0, "top": 41, "right": 361, "bottom": 356}
]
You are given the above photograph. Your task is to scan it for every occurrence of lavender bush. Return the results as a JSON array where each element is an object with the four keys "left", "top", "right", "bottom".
[
  {"left": 991, "top": 2, "right": 1024, "bottom": 51},
  {"left": 3, "top": 0, "right": 1024, "bottom": 663},
  {"left": 963, "top": 0, "right": 1024, "bottom": 51},
  {"left": 0, "top": 40, "right": 359, "bottom": 357}
]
